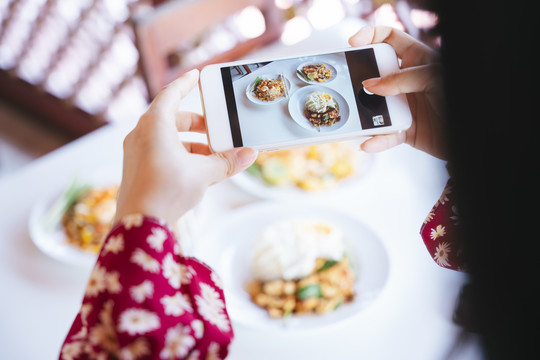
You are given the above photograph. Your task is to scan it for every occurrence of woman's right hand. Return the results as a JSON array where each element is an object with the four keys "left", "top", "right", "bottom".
[{"left": 349, "top": 26, "right": 446, "bottom": 159}]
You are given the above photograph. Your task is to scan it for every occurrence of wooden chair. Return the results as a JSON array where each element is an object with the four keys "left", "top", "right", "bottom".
[{"left": 132, "top": 0, "right": 283, "bottom": 98}]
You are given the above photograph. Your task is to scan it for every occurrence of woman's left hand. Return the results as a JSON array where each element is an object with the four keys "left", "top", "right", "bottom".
[{"left": 114, "top": 69, "right": 258, "bottom": 225}]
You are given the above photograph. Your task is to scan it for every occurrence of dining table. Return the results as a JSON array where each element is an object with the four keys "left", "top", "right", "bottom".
[{"left": 0, "top": 17, "right": 481, "bottom": 360}]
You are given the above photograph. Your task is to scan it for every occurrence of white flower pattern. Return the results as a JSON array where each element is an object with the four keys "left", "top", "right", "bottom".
[
  {"left": 195, "top": 283, "right": 230, "bottom": 332},
  {"left": 61, "top": 341, "right": 84, "bottom": 360},
  {"left": 159, "top": 324, "right": 196, "bottom": 359},
  {"left": 130, "top": 280, "right": 154, "bottom": 304},
  {"left": 105, "top": 271, "right": 122, "bottom": 294},
  {"left": 161, "top": 293, "right": 193, "bottom": 316},
  {"left": 131, "top": 248, "right": 160, "bottom": 273},
  {"left": 211, "top": 272, "right": 223, "bottom": 289},
  {"left": 147, "top": 227, "right": 167, "bottom": 252},
  {"left": 191, "top": 319, "right": 204, "bottom": 339},
  {"left": 118, "top": 308, "right": 160, "bottom": 335},
  {"left": 434, "top": 242, "right": 452, "bottom": 267},
  {"left": 61, "top": 215, "right": 233, "bottom": 360},
  {"left": 430, "top": 224, "right": 446, "bottom": 240},
  {"left": 104, "top": 234, "right": 124, "bottom": 254},
  {"left": 162, "top": 253, "right": 182, "bottom": 289},
  {"left": 122, "top": 214, "right": 143, "bottom": 230},
  {"left": 206, "top": 342, "right": 221, "bottom": 360},
  {"left": 85, "top": 264, "right": 107, "bottom": 297}
]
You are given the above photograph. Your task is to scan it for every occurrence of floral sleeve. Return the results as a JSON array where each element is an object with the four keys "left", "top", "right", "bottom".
[
  {"left": 420, "top": 179, "right": 465, "bottom": 271},
  {"left": 60, "top": 215, "right": 233, "bottom": 360}
]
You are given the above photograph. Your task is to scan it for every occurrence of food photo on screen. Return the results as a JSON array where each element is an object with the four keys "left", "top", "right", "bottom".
[{"left": 220, "top": 49, "right": 392, "bottom": 147}]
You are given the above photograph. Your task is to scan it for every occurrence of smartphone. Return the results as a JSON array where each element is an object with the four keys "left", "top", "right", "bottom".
[{"left": 200, "top": 43, "right": 411, "bottom": 152}]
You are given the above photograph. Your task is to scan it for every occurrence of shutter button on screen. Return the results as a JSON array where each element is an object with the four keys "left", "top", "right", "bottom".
[{"left": 363, "top": 86, "right": 374, "bottom": 95}]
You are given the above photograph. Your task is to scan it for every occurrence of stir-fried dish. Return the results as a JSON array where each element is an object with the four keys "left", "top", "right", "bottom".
[
  {"left": 247, "top": 257, "right": 355, "bottom": 317},
  {"left": 247, "top": 142, "right": 358, "bottom": 191},
  {"left": 304, "top": 91, "right": 341, "bottom": 128},
  {"left": 298, "top": 63, "right": 333, "bottom": 82},
  {"left": 247, "top": 219, "right": 355, "bottom": 318},
  {"left": 62, "top": 185, "right": 118, "bottom": 253},
  {"left": 251, "top": 76, "right": 286, "bottom": 102}
]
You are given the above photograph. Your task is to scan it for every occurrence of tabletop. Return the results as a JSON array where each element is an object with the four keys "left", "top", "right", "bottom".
[{"left": 0, "top": 17, "right": 481, "bottom": 360}]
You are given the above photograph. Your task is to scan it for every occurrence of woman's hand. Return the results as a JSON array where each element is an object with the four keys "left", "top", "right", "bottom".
[
  {"left": 349, "top": 26, "right": 446, "bottom": 159},
  {"left": 114, "top": 69, "right": 258, "bottom": 225}
]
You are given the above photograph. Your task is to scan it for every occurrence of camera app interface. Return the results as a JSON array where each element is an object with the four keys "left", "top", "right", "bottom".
[{"left": 220, "top": 48, "right": 391, "bottom": 147}]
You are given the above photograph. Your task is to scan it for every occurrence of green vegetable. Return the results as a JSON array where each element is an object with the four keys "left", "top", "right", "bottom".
[
  {"left": 297, "top": 70, "right": 311, "bottom": 82},
  {"left": 317, "top": 259, "right": 339, "bottom": 272},
  {"left": 245, "top": 163, "right": 263, "bottom": 179},
  {"left": 249, "top": 76, "right": 263, "bottom": 93},
  {"left": 42, "top": 177, "right": 90, "bottom": 230},
  {"left": 297, "top": 284, "right": 322, "bottom": 300},
  {"left": 261, "top": 159, "right": 288, "bottom": 185}
]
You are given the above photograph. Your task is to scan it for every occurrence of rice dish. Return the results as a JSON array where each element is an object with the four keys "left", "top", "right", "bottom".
[
  {"left": 305, "top": 91, "right": 337, "bottom": 113},
  {"left": 251, "top": 218, "right": 345, "bottom": 281},
  {"left": 247, "top": 218, "right": 355, "bottom": 317}
]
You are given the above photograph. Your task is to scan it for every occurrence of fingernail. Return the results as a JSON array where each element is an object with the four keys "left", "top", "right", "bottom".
[
  {"left": 362, "top": 77, "right": 381, "bottom": 88},
  {"left": 185, "top": 68, "right": 199, "bottom": 79},
  {"left": 236, "top": 148, "right": 258, "bottom": 168}
]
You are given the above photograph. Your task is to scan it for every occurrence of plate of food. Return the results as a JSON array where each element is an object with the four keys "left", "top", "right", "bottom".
[
  {"left": 29, "top": 174, "right": 198, "bottom": 267},
  {"left": 197, "top": 201, "right": 389, "bottom": 333},
  {"left": 288, "top": 85, "right": 349, "bottom": 132},
  {"left": 231, "top": 141, "right": 374, "bottom": 198},
  {"left": 296, "top": 62, "right": 337, "bottom": 84},
  {"left": 28, "top": 176, "right": 119, "bottom": 267},
  {"left": 245, "top": 73, "right": 290, "bottom": 105}
]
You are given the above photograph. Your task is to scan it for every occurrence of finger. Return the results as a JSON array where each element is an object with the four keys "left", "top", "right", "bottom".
[
  {"left": 348, "top": 25, "right": 379, "bottom": 47},
  {"left": 202, "top": 147, "right": 258, "bottom": 185},
  {"left": 149, "top": 69, "right": 199, "bottom": 116},
  {"left": 362, "top": 64, "right": 440, "bottom": 96},
  {"left": 360, "top": 133, "right": 406, "bottom": 153},
  {"left": 183, "top": 142, "right": 212, "bottom": 155},
  {"left": 175, "top": 111, "right": 207, "bottom": 133},
  {"left": 349, "top": 25, "right": 437, "bottom": 65}
]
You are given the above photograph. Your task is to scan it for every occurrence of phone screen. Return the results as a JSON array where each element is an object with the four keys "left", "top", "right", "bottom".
[{"left": 220, "top": 48, "right": 392, "bottom": 147}]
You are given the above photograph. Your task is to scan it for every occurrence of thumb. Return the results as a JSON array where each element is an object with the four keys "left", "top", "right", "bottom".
[
  {"left": 204, "top": 147, "right": 258, "bottom": 184},
  {"left": 362, "top": 64, "right": 440, "bottom": 96}
]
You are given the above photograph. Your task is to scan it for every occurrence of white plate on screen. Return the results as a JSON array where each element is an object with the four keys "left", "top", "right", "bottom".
[
  {"left": 288, "top": 85, "right": 350, "bottom": 132},
  {"left": 196, "top": 201, "right": 390, "bottom": 333},
  {"left": 296, "top": 61, "right": 337, "bottom": 84},
  {"left": 245, "top": 74, "right": 291, "bottom": 105}
]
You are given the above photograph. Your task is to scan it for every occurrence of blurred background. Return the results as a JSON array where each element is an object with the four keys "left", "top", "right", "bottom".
[{"left": 0, "top": 0, "right": 440, "bottom": 176}]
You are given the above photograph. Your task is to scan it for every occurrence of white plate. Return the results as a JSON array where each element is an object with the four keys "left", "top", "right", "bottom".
[
  {"left": 196, "top": 201, "right": 389, "bottom": 334},
  {"left": 29, "top": 192, "right": 99, "bottom": 267},
  {"left": 296, "top": 61, "right": 337, "bottom": 84},
  {"left": 230, "top": 147, "right": 374, "bottom": 199},
  {"left": 29, "top": 183, "right": 200, "bottom": 267},
  {"left": 288, "top": 85, "right": 350, "bottom": 132},
  {"left": 245, "top": 74, "right": 291, "bottom": 105},
  {"left": 28, "top": 169, "right": 121, "bottom": 267}
]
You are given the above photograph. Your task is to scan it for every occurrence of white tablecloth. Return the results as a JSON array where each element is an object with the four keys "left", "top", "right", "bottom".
[{"left": 0, "top": 17, "right": 481, "bottom": 360}]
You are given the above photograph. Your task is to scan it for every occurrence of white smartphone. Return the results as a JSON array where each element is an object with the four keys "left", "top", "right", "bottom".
[{"left": 199, "top": 43, "right": 412, "bottom": 152}]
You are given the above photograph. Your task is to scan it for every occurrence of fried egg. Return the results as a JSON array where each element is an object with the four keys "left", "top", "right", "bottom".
[
  {"left": 305, "top": 91, "right": 337, "bottom": 113},
  {"left": 251, "top": 218, "right": 345, "bottom": 281}
]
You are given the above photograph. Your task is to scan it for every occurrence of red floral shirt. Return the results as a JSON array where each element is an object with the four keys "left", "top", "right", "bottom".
[
  {"left": 59, "top": 215, "right": 233, "bottom": 360},
  {"left": 420, "top": 180, "right": 464, "bottom": 271}
]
